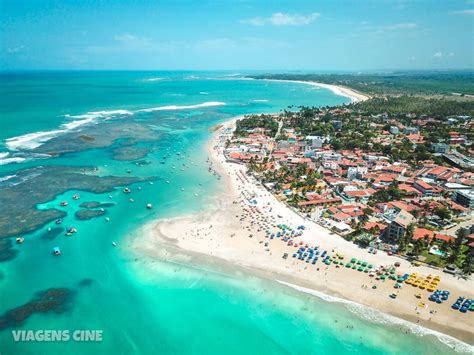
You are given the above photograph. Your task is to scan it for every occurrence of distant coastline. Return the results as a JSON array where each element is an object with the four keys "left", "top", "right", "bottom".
[{"left": 252, "top": 78, "right": 371, "bottom": 103}]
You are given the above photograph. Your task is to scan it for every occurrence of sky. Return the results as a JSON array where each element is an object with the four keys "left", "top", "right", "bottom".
[{"left": 0, "top": 0, "right": 473, "bottom": 71}]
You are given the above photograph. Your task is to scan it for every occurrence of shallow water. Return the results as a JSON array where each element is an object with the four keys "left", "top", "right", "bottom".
[{"left": 0, "top": 71, "right": 467, "bottom": 354}]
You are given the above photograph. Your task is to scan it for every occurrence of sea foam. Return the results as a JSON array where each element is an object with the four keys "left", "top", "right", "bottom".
[
  {"left": 137, "top": 101, "right": 225, "bottom": 113},
  {"left": 0, "top": 157, "right": 27, "bottom": 165},
  {"left": 276, "top": 280, "right": 473, "bottom": 354},
  {"left": 4, "top": 102, "right": 226, "bottom": 153},
  {"left": 0, "top": 174, "right": 17, "bottom": 182}
]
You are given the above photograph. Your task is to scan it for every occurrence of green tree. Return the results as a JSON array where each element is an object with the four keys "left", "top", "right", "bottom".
[
  {"left": 449, "top": 228, "right": 467, "bottom": 263},
  {"left": 462, "top": 248, "right": 474, "bottom": 275},
  {"left": 434, "top": 207, "right": 451, "bottom": 221}
]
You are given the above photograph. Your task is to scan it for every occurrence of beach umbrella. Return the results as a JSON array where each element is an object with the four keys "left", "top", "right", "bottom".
[
  {"left": 346, "top": 263, "right": 351, "bottom": 267},
  {"left": 362, "top": 262, "right": 368, "bottom": 267},
  {"left": 351, "top": 258, "right": 357, "bottom": 263}
]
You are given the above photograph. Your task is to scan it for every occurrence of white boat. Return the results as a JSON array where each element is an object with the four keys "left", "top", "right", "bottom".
[
  {"left": 146, "top": 203, "right": 153, "bottom": 209},
  {"left": 112, "top": 241, "right": 117, "bottom": 247}
]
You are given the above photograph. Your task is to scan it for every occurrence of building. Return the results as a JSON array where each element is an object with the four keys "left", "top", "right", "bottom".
[
  {"left": 452, "top": 190, "right": 474, "bottom": 209},
  {"left": 347, "top": 166, "right": 368, "bottom": 180},
  {"left": 385, "top": 210, "right": 415, "bottom": 243},
  {"left": 414, "top": 180, "right": 434, "bottom": 196},
  {"left": 306, "top": 135, "right": 330, "bottom": 149},
  {"left": 389, "top": 126, "right": 400, "bottom": 135},
  {"left": 443, "top": 151, "right": 474, "bottom": 170},
  {"left": 404, "top": 126, "right": 419, "bottom": 134},
  {"left": 332, "top": 120, "right": 342, "bottom": 130},
  {"left": 431, "top": 143, "right": 450, "bottom": 154}
]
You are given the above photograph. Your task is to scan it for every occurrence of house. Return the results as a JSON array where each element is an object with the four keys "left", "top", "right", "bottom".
[
  {"left": 363, "top": 222, "right": 387, "bottom": 234},
  {"left": 413, "top": 228, "right": 455, "bottom": 244},
  {"left": 332, "top": 212, "right": 351, "bottom": 222}
]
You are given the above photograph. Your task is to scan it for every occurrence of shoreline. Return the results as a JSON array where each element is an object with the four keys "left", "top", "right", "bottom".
[
  {"left": 131, "top": 117, "right": 473, "bottom": 349},
  {"left": 254, "top": 78, "right": 371, "bottom": 103}
]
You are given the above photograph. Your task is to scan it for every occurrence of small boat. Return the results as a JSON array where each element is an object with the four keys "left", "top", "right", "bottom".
[
  {"left": 60, "top": 201, "right": 68, "bottom": 207},
  {"left": 53, "top": 247, "right": 61, "bottom": 255},
  {"left": 112, "top": 241, "right": 117, "bottom": 247},
  {"left": 65, "top": 226, "right": 77, "bottom": 236},
  {"left": 138, "top": 186, "right": 142, "bottom": 190},
  {"left": 166, "top": 180, "right": 170, "bottom": 184},
  {"left": 123, "top": 187, "right": 131, "bottom": 194},
  {"left": 55, "top": 219, "right": 63, "bottom": 225},
  {"left": 48, "top": 227, "right": 52, "bottom": 232},
  {"left": 105, "top": 217, "right": 110, "bottom": 222},
  {"left": 129, "top": 198, "right": 134, "bottom": 202},
  {"left": 16, "top": 237, "right": 24, "bottom": 244},
  {"left": 180, "top": 188, "right": 184, "bottom": 191},
  {"left": 72, "top": 194, "right": 80, "bottom": 200},
  {"left": 146, "top": 203, "right": 153, "bottom": 209}
]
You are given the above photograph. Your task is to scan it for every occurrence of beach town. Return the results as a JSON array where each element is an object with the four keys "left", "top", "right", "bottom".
[{"left": 137, "top": 84, "right": 474, "bottom": 345}]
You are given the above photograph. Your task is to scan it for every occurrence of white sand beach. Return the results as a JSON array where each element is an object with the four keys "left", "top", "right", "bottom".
[
  {"left": 255, "top": 79, "right": 371, "bottom": 102},
  {"left": 132, "top": 118, "right": 474, "bottom": 346}
]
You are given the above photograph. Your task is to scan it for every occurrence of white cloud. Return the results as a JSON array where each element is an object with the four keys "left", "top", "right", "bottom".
[
  {"left": 114, "top": 34, "right": 152, "bottom": 48},
  {"left": 448, "top": 52, "right": 455, "bottom": 57},
  {"left": 194, "top": 38, "right": 237, "bottom": 51},
  {"left": 434, "top": 51, "right": 443, "bottom": 57},
  {"left": 6, "top": 45, "right": 25, "bottom": 53},
  {"left": 240, "top": 12, "right": 320, "bottom": 26},
  {"left": 85, "top": 35, "right": 177, "bottom": 55},
  {"left": 450, "top": 9, "right": 474, "bottom": 16},
  {"left": 382, "top": 23, "right": 417, "bottom": 30},
  {"left": 194, "top": 37, "right": 289, "bottom": 52}
]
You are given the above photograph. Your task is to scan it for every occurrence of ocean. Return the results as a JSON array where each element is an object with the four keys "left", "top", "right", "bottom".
[{"left": 0, "top": 71, "right": 468, "bottom": 354}]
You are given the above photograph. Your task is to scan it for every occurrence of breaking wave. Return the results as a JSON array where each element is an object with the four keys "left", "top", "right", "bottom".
[
  {"left": 276, "top": 280, "right": 473, "bottom": 354},
  {"left": 137, "top": 102, "right": 225, "bottom": 113},
  {"left": 3, "top": 102, "right": 225, "bottom": 153}
]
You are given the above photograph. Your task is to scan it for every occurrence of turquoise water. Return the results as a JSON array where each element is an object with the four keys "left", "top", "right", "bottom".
[{"left": 0, "top": 71, "right": 466, "bottom": 354}]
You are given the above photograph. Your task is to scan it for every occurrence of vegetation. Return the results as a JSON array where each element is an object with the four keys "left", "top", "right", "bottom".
[
  {"left": 235, "top": 114, "right": 279, "bottom": 137},
  {"left": 248, "top": 71, "right": 474, "bottom": 96}
]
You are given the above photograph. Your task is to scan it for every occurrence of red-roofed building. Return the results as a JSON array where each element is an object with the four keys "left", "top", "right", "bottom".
[
  {"left": 398, "top": 183, "right": 421, "bottom": 196},
  {"left": 413, "top": 227, "right": 455, "bottom": 243},
  {"left": 414, "top": 180, "right": 434, "bottom": 196},
  {"left": 363, "top": 222, "right": 387, "bottom": 234},
  {"left": 332, "top": 212, "right": 351, "bottom": 222}
]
